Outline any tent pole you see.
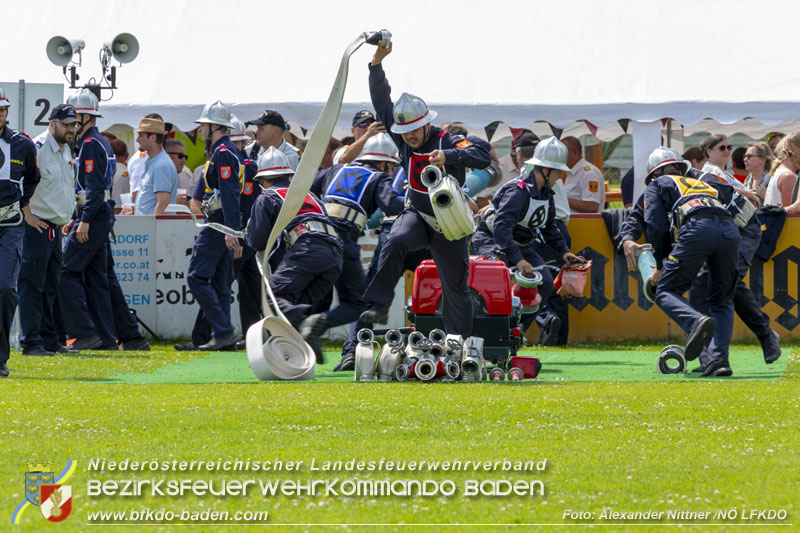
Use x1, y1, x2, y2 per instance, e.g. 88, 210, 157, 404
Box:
666, 120, 672, 148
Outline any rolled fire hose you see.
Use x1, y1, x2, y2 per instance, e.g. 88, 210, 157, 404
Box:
242, 30, 392, 381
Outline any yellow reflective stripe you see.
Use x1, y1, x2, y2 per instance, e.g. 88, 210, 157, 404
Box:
668, 175, 717, 198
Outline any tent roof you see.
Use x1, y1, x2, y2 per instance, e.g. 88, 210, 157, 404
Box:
5, 0, 800, 134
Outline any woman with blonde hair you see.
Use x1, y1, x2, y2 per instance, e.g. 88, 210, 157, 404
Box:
743, 141, 773, 203
764, 132, 800, 206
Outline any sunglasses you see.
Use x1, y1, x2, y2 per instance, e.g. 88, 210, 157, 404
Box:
743, 153, 763, 159
168, 152, 188, 160
355, 121, 374, 128
716, 144, 733, 151
55, 120, 80, 129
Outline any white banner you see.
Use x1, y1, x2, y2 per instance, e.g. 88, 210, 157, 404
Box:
111, 216, 404, 340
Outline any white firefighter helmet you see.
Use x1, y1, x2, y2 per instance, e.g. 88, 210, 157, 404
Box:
525, 137, 570, 171
228, 115, 250, 142
67, 88, 102, 117
389, 92, 437, 134
0, 87, 10, 107
255, 146, 295, 179
356, 133, 401, 163
195, 100, 234, 129
646, 147, 691, 183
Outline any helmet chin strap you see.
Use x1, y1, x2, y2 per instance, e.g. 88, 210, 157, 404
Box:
535, 166, 553, 192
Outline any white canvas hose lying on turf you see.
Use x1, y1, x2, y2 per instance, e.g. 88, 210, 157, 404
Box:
243, 30, 391, 381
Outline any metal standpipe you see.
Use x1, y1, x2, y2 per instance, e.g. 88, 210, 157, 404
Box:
18, 79, 25, 130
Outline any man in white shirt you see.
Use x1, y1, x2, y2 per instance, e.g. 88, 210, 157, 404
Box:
109, 139, 130, 207
563, 136, 605, 213
128, 149, 148, 202
244, 110, 300, 169
19, 104, 80, 356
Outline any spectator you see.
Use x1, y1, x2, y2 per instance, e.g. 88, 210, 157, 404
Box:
743, 141, 773, 204
109, 139, 130, 207
767, 132, 785, 155
165, 138, 192, 206
620, 168, 634, 207
102, 131, 117, 143
333, 110, 387, 165
133, 117, 178, 215
765, 132, 800, 206
245, 110, 300, 169
191, 157, 206, 191
321, 138, 341, 169
731, 147, 748, 183
473, 130, 535, 208
683, 146, 706, 170
562, 136, 605, 213
19, 103, 78, 356
700, 134, 736, 184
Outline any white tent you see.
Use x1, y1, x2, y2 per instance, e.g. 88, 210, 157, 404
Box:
5, 0, 800, 196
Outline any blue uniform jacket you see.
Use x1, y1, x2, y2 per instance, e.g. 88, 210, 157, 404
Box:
311, 161, 404, 237
244, 177, 338, 253
239, 157, 260, 227
368, 63, 491, 216
620, 168, 738, 246
202, 136, 242, 229
478, 170, 569, 265
0, 126, 39, 208
644, 173, 736, 269
619, 193, 645, 244
74, 126, 115, 223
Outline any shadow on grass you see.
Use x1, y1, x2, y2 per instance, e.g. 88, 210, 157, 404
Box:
10, 375, 109, 382
546, 361, 638, 366
60, 353, 153, 359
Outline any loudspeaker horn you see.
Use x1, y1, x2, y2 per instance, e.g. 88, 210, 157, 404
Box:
46, 36, 85, 66
104, 33, 139, 64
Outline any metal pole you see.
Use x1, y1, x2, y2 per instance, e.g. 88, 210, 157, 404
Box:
17, 79, 25, 132
666, 120, 672, 148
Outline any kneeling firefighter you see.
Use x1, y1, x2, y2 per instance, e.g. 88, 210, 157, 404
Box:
242, 147, 343, 362
471, 136, 581, 343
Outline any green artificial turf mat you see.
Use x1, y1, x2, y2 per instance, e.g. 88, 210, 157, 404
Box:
98, 347, 786, 384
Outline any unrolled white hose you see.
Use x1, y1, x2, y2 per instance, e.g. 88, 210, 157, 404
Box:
245, 32, 376, 381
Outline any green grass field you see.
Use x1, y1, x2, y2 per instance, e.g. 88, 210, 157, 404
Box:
2, 340, 798, 532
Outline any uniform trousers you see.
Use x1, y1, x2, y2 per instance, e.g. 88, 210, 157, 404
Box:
655, 215, 740, 364
363, 208, 472, 337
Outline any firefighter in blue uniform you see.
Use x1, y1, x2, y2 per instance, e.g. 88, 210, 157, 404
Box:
186, 101, 243, 350
0, 87, 41, 377
335, 165, 431, 371
59, 90, 148, 351
472, 137, 579, 331
645, 166, 741, 377
230, 117, 262, 344
58, 89, 121, 350
624, 147, 780, 372
177, 117, 260, 351
305, 133, 405, 366
359, 40, 491, 338
243, 147, 343, 361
